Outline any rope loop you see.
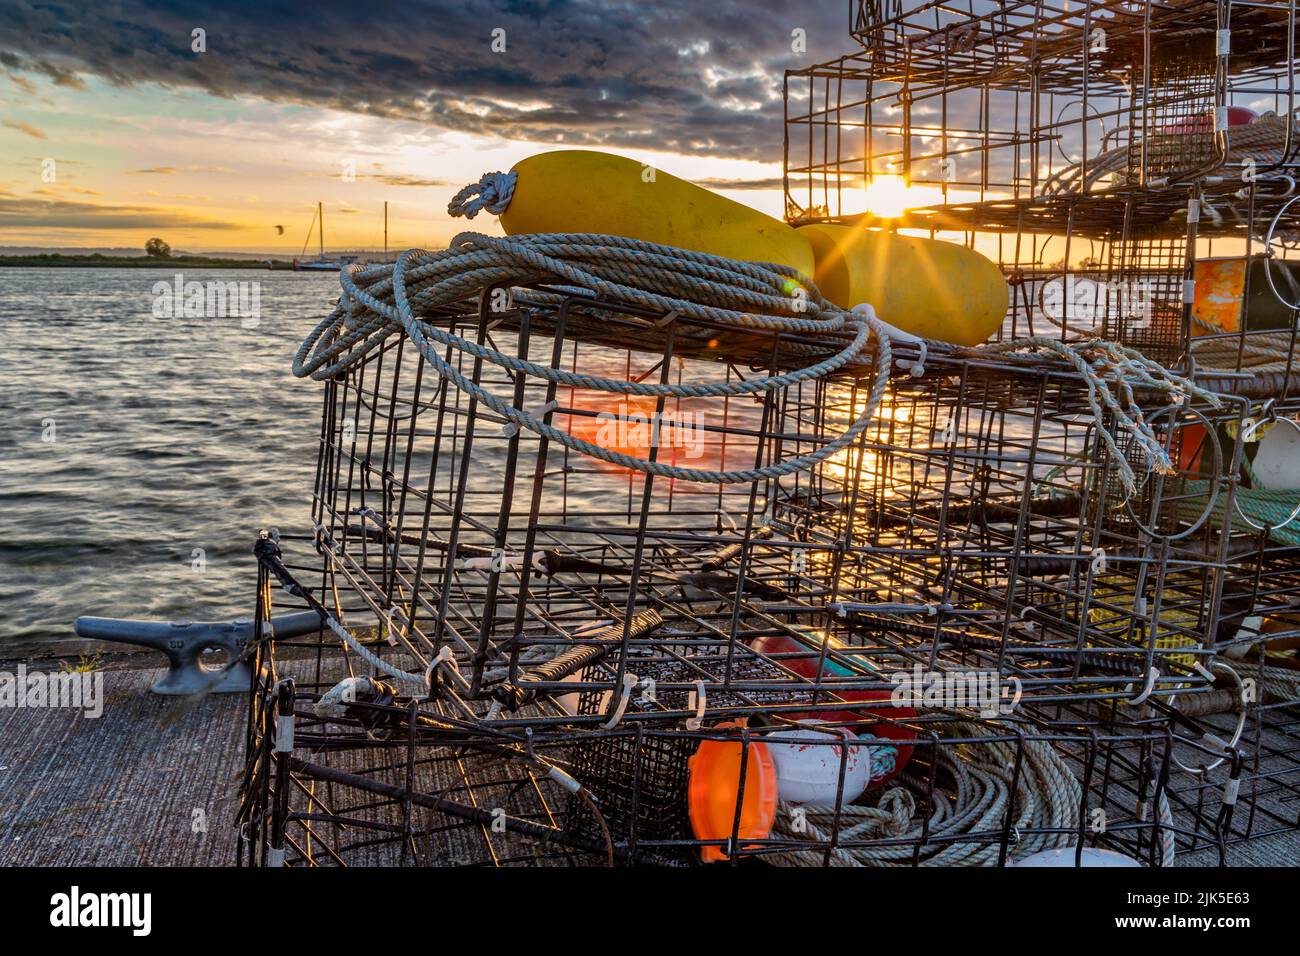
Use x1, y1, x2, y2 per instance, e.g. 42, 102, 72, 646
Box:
447, 170, 517, 219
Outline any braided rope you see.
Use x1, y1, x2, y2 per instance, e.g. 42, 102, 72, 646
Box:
294, 233, 1218, 488
296, 232, 893, 484
969, 336, 1221, 495
1260, 662, 1300, 703
767, 720, 1083, 867
768, 719, 1176, 867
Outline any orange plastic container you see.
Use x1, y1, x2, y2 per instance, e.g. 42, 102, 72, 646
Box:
687, 720, 779, 863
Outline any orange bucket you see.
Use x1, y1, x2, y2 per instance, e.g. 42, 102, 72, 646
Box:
687, 720, 779, 863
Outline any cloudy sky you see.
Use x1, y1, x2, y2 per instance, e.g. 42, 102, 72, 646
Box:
0, 0, 861, 252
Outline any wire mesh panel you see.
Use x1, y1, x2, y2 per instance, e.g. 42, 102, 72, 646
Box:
227, 3, 1300, 868
292, 270, 903, 719
238, 654, 1214, 868
781, 351, 1264, 706
786, 0, 1300, 366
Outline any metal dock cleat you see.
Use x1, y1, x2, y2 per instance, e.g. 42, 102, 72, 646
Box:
74, 611, 321, 695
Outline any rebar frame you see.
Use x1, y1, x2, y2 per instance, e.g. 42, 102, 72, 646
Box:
231, 0, 1300, 868
786, 0, 1300, 364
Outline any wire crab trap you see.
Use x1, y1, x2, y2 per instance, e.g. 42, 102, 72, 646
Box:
805, 1, 1299, 208
1158, 689, 1300, 859
779, 347, 1270, 710
237, 653, 1210, 867
786, 0, 1300, 364
268, 234, 925, 732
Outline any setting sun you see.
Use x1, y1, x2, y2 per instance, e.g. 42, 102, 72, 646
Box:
856, 175, 941, 219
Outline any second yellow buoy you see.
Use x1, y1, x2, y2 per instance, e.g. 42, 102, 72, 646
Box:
798, 224, 1009, 346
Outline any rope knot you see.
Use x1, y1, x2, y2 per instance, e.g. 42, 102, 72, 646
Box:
876, 787, 916, 837
447, 170, 518, 219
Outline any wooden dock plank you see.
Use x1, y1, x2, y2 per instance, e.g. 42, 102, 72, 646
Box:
0, 666, 243, 866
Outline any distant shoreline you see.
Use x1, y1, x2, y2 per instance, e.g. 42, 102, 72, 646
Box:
0, 254, 300, 269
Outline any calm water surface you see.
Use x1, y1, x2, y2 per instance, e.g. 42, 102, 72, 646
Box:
0, 268, 338, 641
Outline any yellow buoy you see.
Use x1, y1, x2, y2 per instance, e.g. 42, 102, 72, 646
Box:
495, 150, 816, 278
797, 224, 1008, 346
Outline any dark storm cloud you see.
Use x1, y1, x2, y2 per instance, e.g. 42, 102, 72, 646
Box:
0, 0, 855, 161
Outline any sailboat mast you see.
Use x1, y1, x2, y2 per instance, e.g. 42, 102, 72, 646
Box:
384, 201, 388, 259
318, 201, 324, 259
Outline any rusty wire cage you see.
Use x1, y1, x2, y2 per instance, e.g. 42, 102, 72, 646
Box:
229, 0, 1300, 869
239, 657, 1229, 867
292, 280, 883, 719
234, 277, 1287, 866
786, 0, 1300, 364
254, 272, 1269, 724
785, 349, 1274, 706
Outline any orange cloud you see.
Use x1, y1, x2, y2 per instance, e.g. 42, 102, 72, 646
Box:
2, 119, 47, 139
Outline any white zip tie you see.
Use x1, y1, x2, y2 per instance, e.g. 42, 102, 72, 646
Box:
686, 680, 706, 731
462, 551, 527, 572
601, 672, 639, 729
1223, 777, 1240, 806
502, 399, 559, 437
1183, 278, 1197, 303
275, 714, 294, 753
1090, 547, 1107, 576
1187, 197, 1200, 223
433, 645, 459, 678
267, 847, 285, 867
1216, 28, 1231, 56
897, 339, 927, 378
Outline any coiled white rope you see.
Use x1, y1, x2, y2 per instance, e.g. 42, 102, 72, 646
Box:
768, 719, 1176, 867
768, 721, 1081, 867
296, 232, 893, 484
295, 232, 1223, 490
